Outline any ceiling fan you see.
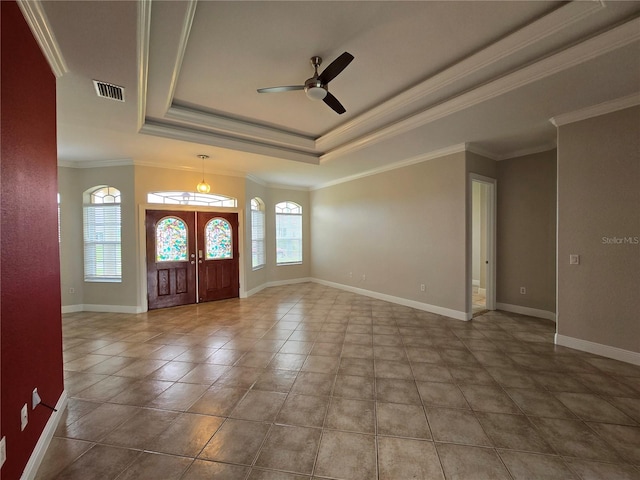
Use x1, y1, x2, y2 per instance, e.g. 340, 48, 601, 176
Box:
257, 52, 354, 115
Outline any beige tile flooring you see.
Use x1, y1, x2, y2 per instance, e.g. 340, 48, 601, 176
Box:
36, 283, 640, 480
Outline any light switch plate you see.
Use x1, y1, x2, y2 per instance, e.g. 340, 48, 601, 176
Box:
569, 254, 580, 265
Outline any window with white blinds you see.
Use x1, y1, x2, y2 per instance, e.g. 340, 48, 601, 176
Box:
251, 198, 265, 269
83, 187, 122, 282
275, 201, 302, 265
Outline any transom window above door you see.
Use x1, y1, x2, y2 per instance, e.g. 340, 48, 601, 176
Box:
147, 191, 237, 207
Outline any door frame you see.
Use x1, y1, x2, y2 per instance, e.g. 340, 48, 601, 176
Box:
137, 204, 245, 312
468, 174, 497, 318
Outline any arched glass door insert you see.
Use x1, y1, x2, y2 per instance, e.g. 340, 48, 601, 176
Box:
205, 218, 232, 260
155, 217, 188, 262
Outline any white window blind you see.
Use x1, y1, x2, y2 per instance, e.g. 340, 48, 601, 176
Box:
251, 200, 265, 269
275, 201, 302, 265
83, 204, 122, 282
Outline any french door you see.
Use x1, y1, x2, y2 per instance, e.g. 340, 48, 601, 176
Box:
146, 210, 239, 310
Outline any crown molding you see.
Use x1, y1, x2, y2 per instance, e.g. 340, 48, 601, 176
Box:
133, 160, 247, 178
163, 0, 198, 114
165, 105, 316, 151
58, 159, 134, 168
17, 0, 68, 77
313, 144, 468, 191
140, 121, 321, 165
316, 0, 605, 152
320, 17, 640, 164
246, 174, 268, 187
495, 142, 557, 161
136, 0, 152, 131
465, 144, 500, 161
550, 92, 640, 127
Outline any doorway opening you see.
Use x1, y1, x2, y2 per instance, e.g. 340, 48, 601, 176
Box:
145, 209, 239, 310
471, 176, 496, 317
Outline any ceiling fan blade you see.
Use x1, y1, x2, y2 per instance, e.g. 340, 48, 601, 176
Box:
318, 52, 354, 84
323, 92, 346, 114
257, 85, 305, 93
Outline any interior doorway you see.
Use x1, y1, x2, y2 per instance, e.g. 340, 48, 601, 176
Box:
145, 210, 239, 310
471, 176, 496, 316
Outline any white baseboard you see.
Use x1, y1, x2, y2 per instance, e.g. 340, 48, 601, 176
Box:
20, 390, 68, 480
62, 304, 143, 314
245, 277, 313, 298
311, 278, 468, 321
496, 302, 556, 322
472, 279, 480, 287
478, 287, 486, 296
555, 334, 640, 366
61, 304, 83, 314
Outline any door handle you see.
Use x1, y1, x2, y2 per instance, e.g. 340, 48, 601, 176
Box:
198, 260, 203, 264
190, 261, 195, 264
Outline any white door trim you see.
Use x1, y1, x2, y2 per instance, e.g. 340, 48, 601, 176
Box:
469, 174, 497, 315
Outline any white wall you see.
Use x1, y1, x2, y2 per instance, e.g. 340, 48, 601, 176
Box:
311, 152, 468, 318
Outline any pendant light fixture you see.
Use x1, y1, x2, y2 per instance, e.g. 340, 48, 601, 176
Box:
196, 154, 211, 193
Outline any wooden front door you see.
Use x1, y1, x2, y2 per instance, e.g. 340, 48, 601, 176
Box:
146, 210, 197, 310
197, 212, 240, 302
146, 210, 240, 310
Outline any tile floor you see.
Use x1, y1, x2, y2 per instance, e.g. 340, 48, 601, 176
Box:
36, 283, 640, 480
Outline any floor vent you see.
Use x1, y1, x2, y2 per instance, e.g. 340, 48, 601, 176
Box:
93, 80, 125, 102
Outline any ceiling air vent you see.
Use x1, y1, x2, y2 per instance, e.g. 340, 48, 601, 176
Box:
93, 80, 125, 102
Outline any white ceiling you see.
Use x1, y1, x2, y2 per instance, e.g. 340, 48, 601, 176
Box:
29, 0, 640, 188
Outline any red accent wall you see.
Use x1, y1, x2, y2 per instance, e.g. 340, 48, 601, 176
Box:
1, 2, 64, 478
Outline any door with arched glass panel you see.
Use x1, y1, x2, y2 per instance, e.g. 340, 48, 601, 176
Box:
197, 212, 239, 302
146, 210, 196, 309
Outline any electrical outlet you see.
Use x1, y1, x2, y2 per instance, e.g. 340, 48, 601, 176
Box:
361, 274, 366, 281
69, 287, 75, 294
0, 436, 6, 469
420, 284, 426, 292
21, 404, 28, 431
520, 287, 526, 295
569, 254, 580, 265
32, 388, 41, 409
349, 272, 353, 279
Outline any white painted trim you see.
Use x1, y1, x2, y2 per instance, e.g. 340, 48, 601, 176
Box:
139, 121, 320, 166
244, 278, 314, 298
61, 304, 83, 314
555, 334, 640, 366
478, 288, 486, 296
312, 144, 467, 190
166, 106, 316, 151
20, 390, 68, 480
472, 279, 480, 287
81, 304, 144, 314
17, 0, 68, 77
316, 0, 605, 152
163, 0, 198, 114
136, 0, 152, 131
497, 302, 556, 322
58, 158, 134, 169
319, 17, 640, 163
494, 143, 557, 161
469, 174, 497, 316
312, 278, 468, 321
550, 93, 640, 127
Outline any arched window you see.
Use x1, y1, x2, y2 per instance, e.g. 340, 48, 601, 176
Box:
251, 197, 265, 269
147, 191, 237, 207
275, 201, 302, 265
83, 186, 122, 282
205, 218, 232, 260
156, 217, 188, 262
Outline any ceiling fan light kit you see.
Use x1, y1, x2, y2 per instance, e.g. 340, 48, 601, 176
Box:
258, 52, 354, 114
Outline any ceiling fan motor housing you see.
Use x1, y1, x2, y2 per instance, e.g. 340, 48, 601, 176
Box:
304, 78, 327, 100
